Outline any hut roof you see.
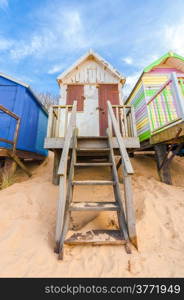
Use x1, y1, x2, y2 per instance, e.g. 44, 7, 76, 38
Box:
0, 72, 48, 115
57, 49, 125, 84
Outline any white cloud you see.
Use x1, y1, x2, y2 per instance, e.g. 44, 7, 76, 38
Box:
48, 64, 64, 74
0, 0, 8, 9
122, 57, 133, 65
0, 36, 13, 50
164, 23, 184, 55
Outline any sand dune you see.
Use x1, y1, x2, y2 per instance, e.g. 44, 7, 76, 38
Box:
0, 153, 184, 277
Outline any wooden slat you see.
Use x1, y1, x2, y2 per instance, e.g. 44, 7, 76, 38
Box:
0, 138, 14, 145
74, 162, 112, 167
72, 180, 115, 185
64, 230, 126, 245
77, 148, 110, 152
69, 202, 119, 211
107, 101, 134, 174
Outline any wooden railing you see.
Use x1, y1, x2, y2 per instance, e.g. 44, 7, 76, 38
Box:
0, 105, 20, 152
107, 101, 134, 175
107, 101, 137, 247
47, 104, 73, 138
55, 101, 77, 250
111, 104, 137, 138
147, 72, 184, 134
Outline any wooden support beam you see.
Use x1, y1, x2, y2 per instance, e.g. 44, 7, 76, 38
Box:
52, 150, 61, 185
154, 144, 172, 185
7, 151, 32, 177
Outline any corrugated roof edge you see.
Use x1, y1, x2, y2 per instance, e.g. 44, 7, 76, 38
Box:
125, 51, 184, 105
0, 72, 48, 115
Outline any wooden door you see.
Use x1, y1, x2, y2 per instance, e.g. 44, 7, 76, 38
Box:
98, 84, 119, 136
66, 85, 84, 111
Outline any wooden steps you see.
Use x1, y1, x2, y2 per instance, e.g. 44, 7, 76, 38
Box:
69, 202, 119, 211
72, 180, 115, 186
74, 162, 112, 167
64, 230, 126, 245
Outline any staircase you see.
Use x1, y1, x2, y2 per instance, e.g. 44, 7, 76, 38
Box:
54, 101, 137, 260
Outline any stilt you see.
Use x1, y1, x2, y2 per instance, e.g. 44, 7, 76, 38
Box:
52, 150, 60, 185
154, 144, 172, 185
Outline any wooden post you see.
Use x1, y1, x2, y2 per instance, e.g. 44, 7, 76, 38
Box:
52, 150, 61, 185
154, 144, 172, 185
47, 106, 53, 138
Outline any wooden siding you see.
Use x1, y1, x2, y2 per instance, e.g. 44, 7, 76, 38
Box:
62, 59, 120, 84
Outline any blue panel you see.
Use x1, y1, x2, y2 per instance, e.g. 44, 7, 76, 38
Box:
0, 85, 17, 148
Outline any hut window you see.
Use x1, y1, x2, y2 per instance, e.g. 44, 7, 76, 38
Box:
66, 84, 84, 111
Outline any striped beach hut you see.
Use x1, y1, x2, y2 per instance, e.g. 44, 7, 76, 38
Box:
125, 52, 184, 184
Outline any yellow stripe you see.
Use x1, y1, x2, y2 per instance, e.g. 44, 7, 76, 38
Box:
136, 117, 149, 129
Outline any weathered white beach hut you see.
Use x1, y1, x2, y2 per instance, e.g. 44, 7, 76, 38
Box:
57, 50, 125, 136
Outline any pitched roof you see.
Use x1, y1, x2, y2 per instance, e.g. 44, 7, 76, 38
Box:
0, 72, 48, 114
57, 49, 125, 83
143, 51, 184, 72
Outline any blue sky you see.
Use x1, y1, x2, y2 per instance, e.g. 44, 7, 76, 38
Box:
0, 0, 184, 96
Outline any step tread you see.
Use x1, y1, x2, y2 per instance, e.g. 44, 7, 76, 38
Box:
72, 180, 115, 185
65, 230, 126, 245
74, 162, 112, 167
69, 202, 119, 211
77, 148, 110, 152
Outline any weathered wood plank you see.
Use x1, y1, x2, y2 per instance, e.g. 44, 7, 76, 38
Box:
65, 230, 126, 245
72, 180, 115, 185
69, 202, 119, 211
52, 150, 61, 185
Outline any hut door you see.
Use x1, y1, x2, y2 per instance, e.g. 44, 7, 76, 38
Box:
98, 84, 119, 136
66, 85, 84, 111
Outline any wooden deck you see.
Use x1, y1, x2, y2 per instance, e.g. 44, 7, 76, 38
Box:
44, 136, 140, 152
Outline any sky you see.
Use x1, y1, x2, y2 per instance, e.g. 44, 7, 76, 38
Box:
1, 0, 184, 96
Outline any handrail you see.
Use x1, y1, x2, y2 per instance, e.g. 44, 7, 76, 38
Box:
57, 101, 77, 175
0, 104, 20, 153
147, 79, 172, 106
107, 101, 134, 175
55, 101, 77, 248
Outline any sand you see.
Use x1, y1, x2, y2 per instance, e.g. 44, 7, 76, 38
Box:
0, 152, 184, 277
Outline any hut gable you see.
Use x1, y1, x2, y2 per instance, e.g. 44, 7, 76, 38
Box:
57, 50, 125, 85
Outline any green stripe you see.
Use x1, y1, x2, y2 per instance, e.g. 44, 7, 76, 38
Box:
179, 79, 184, 96
139, 130, 151, 142
147, 104, 154, 130
163, 89, 172, 121
155, 96, 162, 126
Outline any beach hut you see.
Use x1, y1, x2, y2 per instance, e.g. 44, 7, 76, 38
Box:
0, 73, 48, 166
125, 51, 184, 184
45, 50, 139, 259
